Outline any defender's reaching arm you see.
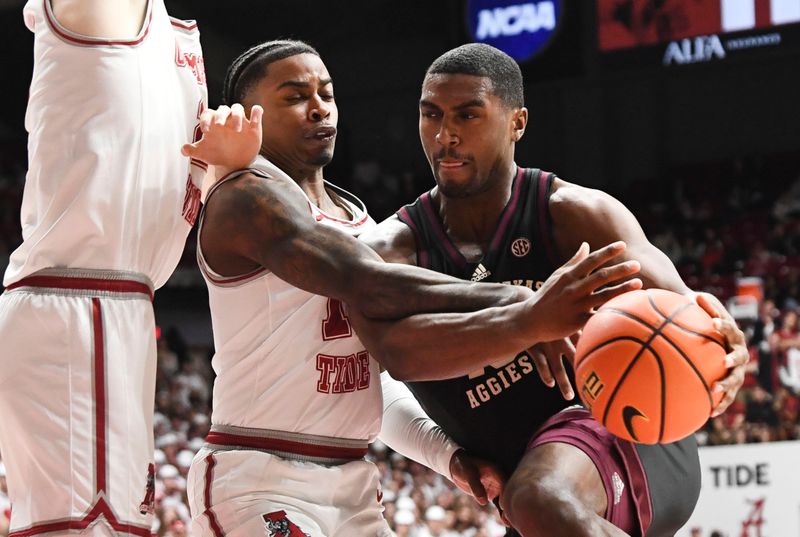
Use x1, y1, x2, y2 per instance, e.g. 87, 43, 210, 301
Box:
349, 217, 642, 381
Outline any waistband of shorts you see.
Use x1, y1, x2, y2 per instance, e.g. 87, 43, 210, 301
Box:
4, 268, 154, 301
205, 424, 370, 466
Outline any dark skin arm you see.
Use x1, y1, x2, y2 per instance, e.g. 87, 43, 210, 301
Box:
200, 171, 529, 321
350, 217, 642, 381
548, 178, 749, 416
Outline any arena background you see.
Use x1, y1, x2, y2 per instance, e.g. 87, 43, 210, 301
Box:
0, 1, 798, 535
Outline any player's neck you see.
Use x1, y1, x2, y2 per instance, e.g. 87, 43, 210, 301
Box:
298, 168, 352, 219
435, 164, 516, 247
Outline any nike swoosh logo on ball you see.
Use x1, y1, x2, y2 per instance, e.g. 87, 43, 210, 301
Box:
623, 405, 646, 442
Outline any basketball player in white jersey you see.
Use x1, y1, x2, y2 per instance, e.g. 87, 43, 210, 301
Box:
183, 40, 642, 537
0, 1, 255, 535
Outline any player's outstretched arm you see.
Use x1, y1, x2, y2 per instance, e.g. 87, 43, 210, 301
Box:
548, 179, 749, 416
200, 173, 529, 321
349, 235, 641, 381
51, 0, 147, 39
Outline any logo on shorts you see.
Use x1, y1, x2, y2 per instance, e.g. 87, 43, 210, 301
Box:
622, 405, 646, 442
138, 463, 155, 514
611, 472, 625, 506
511, 237, 531, 257
263, 511, 309, 537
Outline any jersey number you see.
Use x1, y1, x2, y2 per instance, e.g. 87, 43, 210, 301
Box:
322, 298, 352, 340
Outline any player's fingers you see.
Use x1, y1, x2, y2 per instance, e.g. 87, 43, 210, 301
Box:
501, 512, 512, 527
229, 103, 245, 132
199, 109, 216, 133
479, 467, 505, 501
569, 331, 582, 347
557, 337, 577, 367
585, 278, 643, 308
579, 260, 641, 293
465, 471, 488, 505
249, 105, 264, 131
711, 366, 745, 417
213, 105, 232, 126
181, 141, 201, 158
573, 241, 627, 276
713, 318, 747, 348
564, 242, 589, 268
550, 354, 575, 400
694, 292, 722, 319
722, 346, 749, 369
530, 349, 556, 388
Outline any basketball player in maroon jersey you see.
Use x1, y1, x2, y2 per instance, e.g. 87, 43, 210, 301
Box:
351, 44, 749, 537
181, 40, 645, 536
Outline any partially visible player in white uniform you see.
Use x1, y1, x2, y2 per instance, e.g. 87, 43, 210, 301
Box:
0, 1, 252, 535
184, 40, 643, 537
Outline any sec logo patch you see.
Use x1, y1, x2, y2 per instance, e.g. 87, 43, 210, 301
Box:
511, 237, 531, 257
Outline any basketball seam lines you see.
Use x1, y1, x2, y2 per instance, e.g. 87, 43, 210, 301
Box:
646, 295, 726, 349
601, 306, 716, 410
598, 300, 694, 442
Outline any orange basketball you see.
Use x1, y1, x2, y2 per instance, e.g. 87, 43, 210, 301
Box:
574, 289, 728, 444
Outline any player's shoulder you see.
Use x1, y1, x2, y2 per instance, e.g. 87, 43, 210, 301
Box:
204, 170, 293, 224
359, 215, 417, 265
549, 177, 622, 220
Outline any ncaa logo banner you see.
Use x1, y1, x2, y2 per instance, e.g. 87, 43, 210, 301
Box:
677, 441, 800, 536
466, 0, 563, 62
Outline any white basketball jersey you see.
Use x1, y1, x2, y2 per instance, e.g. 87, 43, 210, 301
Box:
5, 0, 208, 289
198, 157, 383, 441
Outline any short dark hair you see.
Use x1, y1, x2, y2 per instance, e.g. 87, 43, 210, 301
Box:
222, 40, 320, 105
425, 43, 524, 108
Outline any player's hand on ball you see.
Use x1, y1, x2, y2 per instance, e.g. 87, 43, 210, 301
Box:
182, 103, 263, 176
694, 292, 748, 417
527, 337, 576, 400
527, 241, 642, 342
449, 449, 505, 506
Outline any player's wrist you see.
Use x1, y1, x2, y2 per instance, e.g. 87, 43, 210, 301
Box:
445, 446, 465, 482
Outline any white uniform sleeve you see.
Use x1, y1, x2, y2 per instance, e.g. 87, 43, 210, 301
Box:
378, 371, 461, 480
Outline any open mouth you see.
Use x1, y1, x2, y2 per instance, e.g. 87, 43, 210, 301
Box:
306, 126, 337, 142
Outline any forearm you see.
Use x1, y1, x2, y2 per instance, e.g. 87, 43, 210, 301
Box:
353, 300, 536, 381
349, 260, 532, 319
378, 372, 460, 479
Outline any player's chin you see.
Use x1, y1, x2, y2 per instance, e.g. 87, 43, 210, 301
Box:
307, 147, 335, 167
436, 176, 478, 199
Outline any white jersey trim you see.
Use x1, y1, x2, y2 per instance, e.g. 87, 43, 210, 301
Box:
42, 0, 154, 48
169, 17, 199, 34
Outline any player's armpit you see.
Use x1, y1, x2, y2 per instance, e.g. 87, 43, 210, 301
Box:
51, 0, 147, 40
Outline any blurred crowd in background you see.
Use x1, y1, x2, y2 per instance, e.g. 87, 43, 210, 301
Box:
0, 152, 798, 536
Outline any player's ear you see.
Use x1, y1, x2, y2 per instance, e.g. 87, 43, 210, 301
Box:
511, 107, 527, 142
